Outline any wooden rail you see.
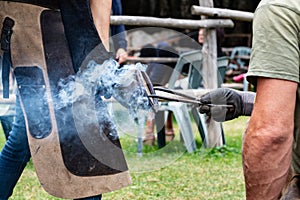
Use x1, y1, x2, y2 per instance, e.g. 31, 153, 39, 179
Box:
126, 57, 178, 64
110, 15, 234, 29
191, 6, 254, 22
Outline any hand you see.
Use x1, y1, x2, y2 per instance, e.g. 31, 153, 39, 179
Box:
116, 48, 128, 64
199, 88, 244, 122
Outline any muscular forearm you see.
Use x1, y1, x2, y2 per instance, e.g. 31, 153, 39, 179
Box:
243, 120, 293, 200
90, 0, 112, 51
242, 78, 296, 200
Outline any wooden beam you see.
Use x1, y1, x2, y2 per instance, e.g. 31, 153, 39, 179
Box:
191, 6, 254, 22
110, 15, 234, 29
126, 57, 178, 64
199, 0, 224, 148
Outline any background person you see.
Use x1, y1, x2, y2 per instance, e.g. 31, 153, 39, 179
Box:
141, 42, 179, 145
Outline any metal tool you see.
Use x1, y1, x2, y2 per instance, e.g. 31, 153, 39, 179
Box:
138, 71, 233, 111
137, 70, 159, 112
148, 86, 234, 109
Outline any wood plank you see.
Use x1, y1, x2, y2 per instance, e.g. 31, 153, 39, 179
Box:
110, 15, 234, 29
191, 6, 254, 22
126, 56, 178, 63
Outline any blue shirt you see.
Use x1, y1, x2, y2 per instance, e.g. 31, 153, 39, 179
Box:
111, 0, 127, 51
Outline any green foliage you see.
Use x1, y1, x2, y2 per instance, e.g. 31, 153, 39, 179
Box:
0, 117, 249, 200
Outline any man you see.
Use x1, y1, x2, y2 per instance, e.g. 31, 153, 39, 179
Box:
199, 0, 300, 199
0, 0, 113, 199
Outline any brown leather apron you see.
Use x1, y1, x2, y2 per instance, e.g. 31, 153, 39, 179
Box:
0, 1, 131, 198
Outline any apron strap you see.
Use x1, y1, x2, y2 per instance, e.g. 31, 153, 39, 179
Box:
1, 17, 14, 98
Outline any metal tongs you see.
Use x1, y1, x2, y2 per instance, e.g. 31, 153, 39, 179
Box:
139, 71, 233, 112
149, 86, 234, 110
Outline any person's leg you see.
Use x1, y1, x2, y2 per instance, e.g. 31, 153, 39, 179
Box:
165, 112, 175, 142
143, 112, 155, 146
0, 97, 30, 199
0, 115, 14, 140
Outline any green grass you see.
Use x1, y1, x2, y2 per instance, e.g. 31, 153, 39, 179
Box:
0, 117, 249, 200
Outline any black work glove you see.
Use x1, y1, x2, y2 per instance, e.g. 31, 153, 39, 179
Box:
199, 88, 255, 122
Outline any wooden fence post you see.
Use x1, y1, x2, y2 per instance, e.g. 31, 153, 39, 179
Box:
199, 0, 223, 147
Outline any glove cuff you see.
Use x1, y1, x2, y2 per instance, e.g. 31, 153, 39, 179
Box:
238, 91, 255, 116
